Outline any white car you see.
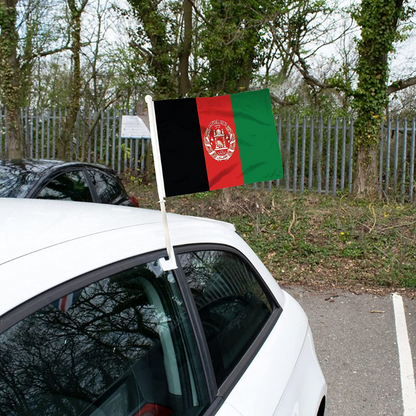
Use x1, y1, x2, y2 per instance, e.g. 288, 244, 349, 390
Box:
0, 199, 326, 416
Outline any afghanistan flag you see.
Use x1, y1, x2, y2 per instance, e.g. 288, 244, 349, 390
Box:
154, 89, 282, 197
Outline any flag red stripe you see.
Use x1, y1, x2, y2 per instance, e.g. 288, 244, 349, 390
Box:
196, 95, 244, 190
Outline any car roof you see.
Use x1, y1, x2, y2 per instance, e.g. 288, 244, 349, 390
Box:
0, 159, 116, 176
1, 198, 261, 317
1, 158, 65, 173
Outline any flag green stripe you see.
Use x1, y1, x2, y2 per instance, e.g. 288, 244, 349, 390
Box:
230, 89, 282, 184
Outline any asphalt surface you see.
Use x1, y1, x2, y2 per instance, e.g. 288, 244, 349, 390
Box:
283, 286, 416, 416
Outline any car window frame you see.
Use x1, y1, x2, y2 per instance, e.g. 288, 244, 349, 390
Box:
0, 252, 170, 335
85, 167, 129, 205
173, 243, 282, 402
28, 166, 99, 202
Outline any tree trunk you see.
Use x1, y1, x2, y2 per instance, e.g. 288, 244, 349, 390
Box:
179, 0, 192, 96
353, 146, 379, 199
352, 0, 404, 198
0, 0, 22, 158
5, 108, 21, 158
238, 51, 254, 91
58, 0, 85, 160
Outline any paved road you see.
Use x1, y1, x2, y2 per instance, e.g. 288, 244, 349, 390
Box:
283, 286, 416, 416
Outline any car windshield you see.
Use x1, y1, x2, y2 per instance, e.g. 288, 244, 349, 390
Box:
0, 169, 37, 197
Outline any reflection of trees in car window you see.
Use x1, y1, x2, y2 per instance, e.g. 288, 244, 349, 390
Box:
0, 261, 209, 416
87, 170, 121, 204
180, 251, 271, 309
179, 250, 274, 386
37, 171, 93, 202
0, 169, 36, 198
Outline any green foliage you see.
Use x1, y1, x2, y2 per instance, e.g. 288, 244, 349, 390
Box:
200, 0, 265, 95
352, 0, 414, 150
126, 0, 178, 98
123, 0, 272, 98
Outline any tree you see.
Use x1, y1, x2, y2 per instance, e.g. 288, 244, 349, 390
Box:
200, 0, 266, 95
125, 0, 177, 98
0, 0, 72, 158
276, 0, 416, 197
32, 57, 72, 108
263, 0, 351, 110
123, 0, 270, 98
57, 0, 89, 159
0, 0, 21, 158
389, 84, 416, 118
82, 0, 126, 110
351, 0, 416, 197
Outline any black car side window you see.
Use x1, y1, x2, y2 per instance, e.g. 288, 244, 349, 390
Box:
87, 170, 124, 204
0, 260, 210, 416
178, 250, 274, 386
37, 171, 93, 202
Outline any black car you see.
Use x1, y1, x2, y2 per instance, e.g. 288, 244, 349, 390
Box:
0, 159, 139, 207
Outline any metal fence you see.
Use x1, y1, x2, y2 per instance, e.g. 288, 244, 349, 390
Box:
1, 108, 415, 201
273, 115, 416, 202
0, 107, 151, 175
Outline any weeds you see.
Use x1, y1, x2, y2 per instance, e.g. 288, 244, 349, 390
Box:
124, 180, 416, 291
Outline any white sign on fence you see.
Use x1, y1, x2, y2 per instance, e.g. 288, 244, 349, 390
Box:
120, 115, 151, 139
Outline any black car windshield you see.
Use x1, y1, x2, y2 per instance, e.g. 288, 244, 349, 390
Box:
0, 170, 37, 197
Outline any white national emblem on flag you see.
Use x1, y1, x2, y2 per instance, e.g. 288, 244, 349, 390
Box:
203, 119, 236, 161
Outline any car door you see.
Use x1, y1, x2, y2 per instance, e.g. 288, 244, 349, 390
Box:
176, 246, 326, 416
176, 246, 283, 415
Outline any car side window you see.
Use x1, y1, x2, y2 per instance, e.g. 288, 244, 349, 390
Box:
36, 171, 93, 202
0, 260, 209, 416
178, 250, 274, 387
87, 169, 123, 204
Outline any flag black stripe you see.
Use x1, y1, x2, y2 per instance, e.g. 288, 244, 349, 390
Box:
154, 98, 209, 197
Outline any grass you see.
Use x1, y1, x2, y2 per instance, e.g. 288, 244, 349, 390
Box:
123, 176, 416, 293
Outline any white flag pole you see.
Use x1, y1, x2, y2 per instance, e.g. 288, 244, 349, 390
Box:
145, 95, 177, 271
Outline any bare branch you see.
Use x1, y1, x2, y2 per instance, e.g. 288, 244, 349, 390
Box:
129, 40, 152, 59
34, 42, 71, 58
302, 20, 355, 61
79, 0, 89, 15
188, 0, 213, 28
387, 76, 416, 95
294, 58, 334, 89
85, 92, 122, 140
269, 92, 295, 107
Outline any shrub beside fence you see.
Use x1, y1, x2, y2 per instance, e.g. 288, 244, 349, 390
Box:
0, 108, 415, 202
